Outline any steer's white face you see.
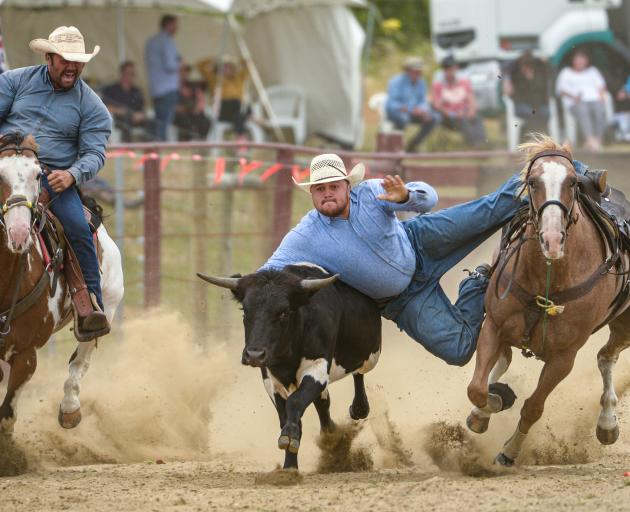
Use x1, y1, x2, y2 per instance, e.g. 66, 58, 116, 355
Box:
0, 154, 41, 253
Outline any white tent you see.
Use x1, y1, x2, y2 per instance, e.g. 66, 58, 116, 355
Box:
0, 0, 366, 147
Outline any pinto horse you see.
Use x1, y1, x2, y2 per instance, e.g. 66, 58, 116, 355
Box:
0, 133, 123, 433
466, 135, 630, 465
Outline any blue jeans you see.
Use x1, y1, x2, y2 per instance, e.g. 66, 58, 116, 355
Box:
152, 91, 179, 141
42, 176, 103, 309
382, 162, 589, 366
387, 109, 437, 151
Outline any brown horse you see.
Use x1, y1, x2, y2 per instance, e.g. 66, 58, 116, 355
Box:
0, 133, 124, 434
466, 134, 630, 465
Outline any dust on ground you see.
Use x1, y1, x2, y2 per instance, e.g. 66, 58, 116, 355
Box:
0, 243, 629, 511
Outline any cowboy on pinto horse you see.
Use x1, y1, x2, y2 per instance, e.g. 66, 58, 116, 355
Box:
0, 26, 112, 341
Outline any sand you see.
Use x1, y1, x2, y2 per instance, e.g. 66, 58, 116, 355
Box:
1, 243, 629, 511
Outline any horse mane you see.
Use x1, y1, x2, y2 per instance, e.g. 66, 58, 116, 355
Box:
517, 133, 572, 181
0, 131, 39, 153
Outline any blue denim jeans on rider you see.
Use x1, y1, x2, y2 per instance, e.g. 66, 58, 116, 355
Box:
153, 91, 179, 141
42, 176, 103, 310
382, 162, 589, 366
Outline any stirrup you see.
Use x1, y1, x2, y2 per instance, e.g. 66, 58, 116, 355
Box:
463, 263, 492, 280
72, 294, 110, 342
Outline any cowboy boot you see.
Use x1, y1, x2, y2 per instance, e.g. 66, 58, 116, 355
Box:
82, 293, 110, 334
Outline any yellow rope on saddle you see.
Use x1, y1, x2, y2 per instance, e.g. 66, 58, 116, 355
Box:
535, 295, 565, 316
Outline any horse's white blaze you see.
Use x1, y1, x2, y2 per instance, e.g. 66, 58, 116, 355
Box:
597, 359, 619, 431
0, 360, 10, 385
297, 357, 329, 387
0, 155, 41, 252
539, 161, 569, 258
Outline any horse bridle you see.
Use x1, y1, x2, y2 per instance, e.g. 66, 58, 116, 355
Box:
524, 149, 578, 243
0, 145, 44, 226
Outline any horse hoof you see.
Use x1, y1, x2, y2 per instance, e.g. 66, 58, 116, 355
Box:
494, 452, 515, 467
349, 403, 369, 420
488, 383, 517, 411
466, 412, 489, 434
58, 407, 82, 429
596, 424, 619, 445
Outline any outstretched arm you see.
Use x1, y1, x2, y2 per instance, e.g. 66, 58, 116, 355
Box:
373, 176, 438, 213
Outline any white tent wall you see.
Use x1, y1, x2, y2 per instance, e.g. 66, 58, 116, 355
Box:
0, 7, 237, 87
244, 5, 364, 146
0, 2, 365, 146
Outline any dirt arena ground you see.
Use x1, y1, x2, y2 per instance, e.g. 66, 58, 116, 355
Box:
1, 245, 630, 511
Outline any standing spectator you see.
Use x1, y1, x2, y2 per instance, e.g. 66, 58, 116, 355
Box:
102, 61, 152, 142
145, 14, 180, 141
196, 55, 250, 141
613, 75, 630, 141
556, 49, 608, 151
173, 64, 211, 141
432, 56, 486, 147
504, 51, 551, 134
385, 56, 436, 152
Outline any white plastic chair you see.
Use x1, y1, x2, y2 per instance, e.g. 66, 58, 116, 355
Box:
368, 92, 396, 133
209, 119, 265, 143
560, 92, 614, 146
504, 95, 560, 150
252, 85, 307, 144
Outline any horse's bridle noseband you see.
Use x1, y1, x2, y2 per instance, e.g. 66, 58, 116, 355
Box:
0, 144, 43, 226
525, 149, 578, 239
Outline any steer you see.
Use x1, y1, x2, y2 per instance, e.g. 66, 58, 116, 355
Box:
197, 264, 382, 470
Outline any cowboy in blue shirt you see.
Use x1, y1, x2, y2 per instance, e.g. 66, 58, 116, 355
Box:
262, 153, 606, 366
0, 26, 112, 341
386, 56, 437, 152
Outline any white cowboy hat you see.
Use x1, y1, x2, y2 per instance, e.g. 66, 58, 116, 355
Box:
403, 56, 424, 71
294, 153, 365, 193
29, 26, 100, 63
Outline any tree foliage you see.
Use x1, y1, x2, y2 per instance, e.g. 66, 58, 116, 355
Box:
355, 0, 431, 49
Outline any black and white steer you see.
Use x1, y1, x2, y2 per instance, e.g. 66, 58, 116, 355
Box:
197, 264, 382, 469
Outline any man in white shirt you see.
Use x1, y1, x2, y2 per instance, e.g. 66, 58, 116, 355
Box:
556, 49, 608, 151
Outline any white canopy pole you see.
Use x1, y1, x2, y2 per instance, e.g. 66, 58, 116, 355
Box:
227, 13, 285, 141
116, 1, 126, 63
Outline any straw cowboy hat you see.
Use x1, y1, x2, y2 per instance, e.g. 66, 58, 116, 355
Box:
29, 26, 100, 63
294, 153, 365, 193
403, 56, 424, 71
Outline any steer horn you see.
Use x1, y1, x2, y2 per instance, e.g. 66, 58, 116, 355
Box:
196, 272, 240, 290
300, 274, 339, 292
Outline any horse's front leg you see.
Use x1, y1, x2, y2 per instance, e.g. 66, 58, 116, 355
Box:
467, 320, 516, 433
496, 347, 578, 466
0, 347, 37, 434
59, 340, 96, 429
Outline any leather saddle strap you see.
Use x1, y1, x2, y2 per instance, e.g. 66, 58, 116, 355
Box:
0, 270, 50, 323
64, 243, 94, 318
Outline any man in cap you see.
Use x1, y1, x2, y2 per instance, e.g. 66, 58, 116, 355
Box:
261, 154, 607, 366
0, 25, 112, 341
385, 56, 437, 152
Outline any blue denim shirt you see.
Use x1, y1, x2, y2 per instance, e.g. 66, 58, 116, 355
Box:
386, 73, 430, 120
145, 31, 180, 98
261, 179, 438, 299
0, 65, 112, 185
